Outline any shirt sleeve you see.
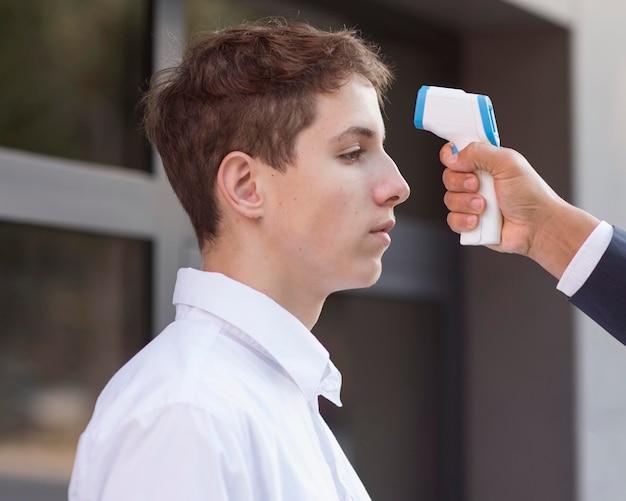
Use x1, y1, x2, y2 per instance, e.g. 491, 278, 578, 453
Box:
556, 221, 614, 297
70, 403, 254, 501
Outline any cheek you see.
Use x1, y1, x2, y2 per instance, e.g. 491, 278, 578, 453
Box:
315, 185, 351, 218
276, 170, 368, 241
309, 191, 363, 246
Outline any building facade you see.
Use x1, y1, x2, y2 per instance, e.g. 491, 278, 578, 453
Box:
1, 0, 625, 500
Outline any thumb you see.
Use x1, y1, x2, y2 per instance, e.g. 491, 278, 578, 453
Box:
439, 142, 528, 179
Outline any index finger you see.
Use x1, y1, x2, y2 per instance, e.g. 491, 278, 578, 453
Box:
440, 141, 506, 174
442, 168, 479, 193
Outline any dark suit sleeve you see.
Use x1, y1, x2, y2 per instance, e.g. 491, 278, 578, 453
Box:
569, 226, 626, 343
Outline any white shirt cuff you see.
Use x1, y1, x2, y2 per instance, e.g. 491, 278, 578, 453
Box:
557, 221, 614, 297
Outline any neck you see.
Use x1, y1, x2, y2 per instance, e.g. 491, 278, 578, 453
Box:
201, 241, 325, 330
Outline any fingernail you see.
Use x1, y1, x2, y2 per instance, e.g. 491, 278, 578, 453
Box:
444, 145, 458, 164
470, 197, 483, 211
447, 152, 458, 165
464, 177, 477, 191
467, 215, 479, 227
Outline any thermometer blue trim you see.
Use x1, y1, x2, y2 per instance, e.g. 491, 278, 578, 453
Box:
477, 95, 500, 147
413, 85, 429, 130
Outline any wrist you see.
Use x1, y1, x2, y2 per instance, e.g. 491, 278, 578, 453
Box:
527, 201, 600, 280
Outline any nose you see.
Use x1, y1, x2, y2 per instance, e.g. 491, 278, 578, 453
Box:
375, 154, 410, 207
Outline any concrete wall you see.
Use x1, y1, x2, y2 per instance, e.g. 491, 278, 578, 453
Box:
502, 0, 573, 26
572, 2, 626, 501
489, 1, 626, 500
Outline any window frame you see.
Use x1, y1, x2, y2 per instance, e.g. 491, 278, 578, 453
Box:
0, 0, 194, 334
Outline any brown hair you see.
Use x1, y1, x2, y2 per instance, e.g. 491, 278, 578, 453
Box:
143, 18, 393, 247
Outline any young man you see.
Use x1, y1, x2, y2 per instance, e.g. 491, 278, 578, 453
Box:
440, 142, 625, 339
69, 19, 409, 500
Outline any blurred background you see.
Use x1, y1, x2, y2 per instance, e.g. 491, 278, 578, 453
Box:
1, 0, 626, 500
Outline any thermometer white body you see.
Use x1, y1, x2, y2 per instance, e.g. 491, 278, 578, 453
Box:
414, 85, 502, 246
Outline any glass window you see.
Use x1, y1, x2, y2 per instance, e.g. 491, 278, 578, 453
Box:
186, 0, 257, 35
0, 222, 151, 493
0, 0, 152, 171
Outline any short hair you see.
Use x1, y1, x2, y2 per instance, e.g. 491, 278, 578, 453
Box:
143, 18, 393, 248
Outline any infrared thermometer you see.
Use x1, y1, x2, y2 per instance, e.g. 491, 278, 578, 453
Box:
414, 85, 502, 246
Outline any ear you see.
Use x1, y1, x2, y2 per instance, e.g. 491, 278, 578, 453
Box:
216, 151, 264, 219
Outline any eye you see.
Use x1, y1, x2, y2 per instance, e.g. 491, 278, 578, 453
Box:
339, 147, 364, 164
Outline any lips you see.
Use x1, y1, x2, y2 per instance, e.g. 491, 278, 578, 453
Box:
369, 219, 395, 248
371, 219, 396, 234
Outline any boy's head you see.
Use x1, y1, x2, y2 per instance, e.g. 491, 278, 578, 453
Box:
142, 18, 393, 248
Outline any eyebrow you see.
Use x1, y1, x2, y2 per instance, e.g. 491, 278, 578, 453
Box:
333, 126, 385, 143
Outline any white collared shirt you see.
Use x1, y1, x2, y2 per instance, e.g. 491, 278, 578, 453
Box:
557, 221, 614, 296
69, 269, 370, 501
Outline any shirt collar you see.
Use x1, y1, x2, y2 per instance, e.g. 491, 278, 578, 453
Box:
172, 268, 343, 407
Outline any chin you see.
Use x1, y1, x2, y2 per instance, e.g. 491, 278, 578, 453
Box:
333, 264, 382, 293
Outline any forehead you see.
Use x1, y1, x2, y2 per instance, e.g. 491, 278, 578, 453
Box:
307, 77, 385, 141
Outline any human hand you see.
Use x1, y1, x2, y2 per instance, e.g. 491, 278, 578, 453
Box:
440, 142, 599, 278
